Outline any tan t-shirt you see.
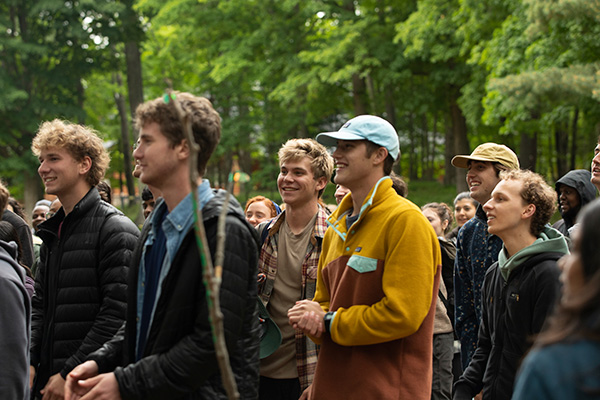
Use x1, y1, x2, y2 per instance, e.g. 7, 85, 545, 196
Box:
260, 213, 317, 379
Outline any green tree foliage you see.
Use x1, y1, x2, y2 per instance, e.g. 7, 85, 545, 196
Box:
2, 0, 599, 207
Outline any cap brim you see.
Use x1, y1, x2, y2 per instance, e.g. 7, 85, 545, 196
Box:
316, 131, 365, 147
257, 299, 282, 359
451, 155, 496, 169
259, 320, 282, 359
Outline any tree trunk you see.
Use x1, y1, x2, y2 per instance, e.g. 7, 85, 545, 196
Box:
125, 41, 144, 118
352, 73, 368, 116
384, 87, 396, 127
444, 115, 455, 186
570, 107, 579, 171
24, 171, 42, 221
450, 94, 469, 193
422, 114, 433, 180
555, 123, 569, 179
408, 113, 418, 180
519, 131, 537, 171
114, 73, 136, 206
365, 74, 377, 115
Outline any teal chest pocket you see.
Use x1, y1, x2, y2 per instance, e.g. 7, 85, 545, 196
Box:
347, 255, 378, 273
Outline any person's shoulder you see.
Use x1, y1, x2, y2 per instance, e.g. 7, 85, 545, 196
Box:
95, 202, 139, 235
524, 341, 600, 373
2, 209, 27, 227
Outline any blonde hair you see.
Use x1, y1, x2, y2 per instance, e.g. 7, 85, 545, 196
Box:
278, 138, 334, 198
32, 119, 109, 187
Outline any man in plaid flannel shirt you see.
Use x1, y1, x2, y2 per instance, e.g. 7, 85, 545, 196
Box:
257, 138, 333, 400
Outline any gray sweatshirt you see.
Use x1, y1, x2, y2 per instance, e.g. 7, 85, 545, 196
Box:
0, 240, 31, 399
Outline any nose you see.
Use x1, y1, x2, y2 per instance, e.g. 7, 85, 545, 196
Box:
331, 146, 341, 159
38, 161, 48, 176
133, 145, 141, 160
483, 199, 493, 212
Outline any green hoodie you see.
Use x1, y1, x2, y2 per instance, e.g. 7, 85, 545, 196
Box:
498, 226, 570, 281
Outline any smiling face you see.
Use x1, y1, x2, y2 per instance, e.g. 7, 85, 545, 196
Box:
483, 179, 531, 239
467, 161, 501, 204
454, 198, 477, 227
31, 205, 49, 231
245, 201, 272, 227
37, 147, 90, 198
331, 140, 381, 190
277, 157, 326, 209
557, 183, 581, 217
592, 142, 600, 191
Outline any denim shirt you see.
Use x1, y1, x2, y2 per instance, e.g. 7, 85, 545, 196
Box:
136, 180, 214, 349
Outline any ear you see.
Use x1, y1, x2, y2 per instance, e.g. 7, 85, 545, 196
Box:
78, 156, 92, 175
315, 176, 327, 193
371, 147, 388, 166
176, 139, 190, 160
442, 219, 449, 231
522, 203, 536, 219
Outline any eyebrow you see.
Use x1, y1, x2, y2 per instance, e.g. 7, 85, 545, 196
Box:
39, 152, 60, 160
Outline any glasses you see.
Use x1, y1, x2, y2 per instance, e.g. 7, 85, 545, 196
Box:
46, 211, 56, 219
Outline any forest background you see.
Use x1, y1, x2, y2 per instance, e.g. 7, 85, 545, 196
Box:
1, 0, 599, 222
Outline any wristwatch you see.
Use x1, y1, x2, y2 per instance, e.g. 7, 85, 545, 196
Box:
323, 311, 335, 333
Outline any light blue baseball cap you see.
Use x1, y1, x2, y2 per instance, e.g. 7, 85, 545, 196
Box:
316, 115, 400, 160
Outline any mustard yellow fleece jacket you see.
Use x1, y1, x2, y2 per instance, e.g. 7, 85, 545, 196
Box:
310, 176, 442, 400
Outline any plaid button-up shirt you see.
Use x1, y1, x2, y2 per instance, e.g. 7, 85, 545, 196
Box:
257, 207, 328, 390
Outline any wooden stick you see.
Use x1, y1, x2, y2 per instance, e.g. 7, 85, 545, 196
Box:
167, 90, 239, 399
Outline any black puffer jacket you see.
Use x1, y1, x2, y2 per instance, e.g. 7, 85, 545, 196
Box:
453, 252, 562, 400
30, 188, 139, 396
90, 190, 261, 400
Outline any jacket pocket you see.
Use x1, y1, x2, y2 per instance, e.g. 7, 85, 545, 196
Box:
347, 255, 378, 273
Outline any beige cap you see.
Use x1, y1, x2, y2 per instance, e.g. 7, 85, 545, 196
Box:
451, 143, 519, 170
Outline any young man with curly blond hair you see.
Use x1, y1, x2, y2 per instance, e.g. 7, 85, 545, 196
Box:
454, 170, 568, 400
29, 119, 139, 399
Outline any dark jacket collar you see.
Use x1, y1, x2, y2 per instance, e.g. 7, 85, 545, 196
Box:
37, 187, 99, 241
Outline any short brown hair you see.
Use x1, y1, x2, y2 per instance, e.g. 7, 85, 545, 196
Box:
135, 92, 221, 175
278, 138, 334, 198
500, 169, 556, 237
365, 141, 395, 175
32, 119, 109, 187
